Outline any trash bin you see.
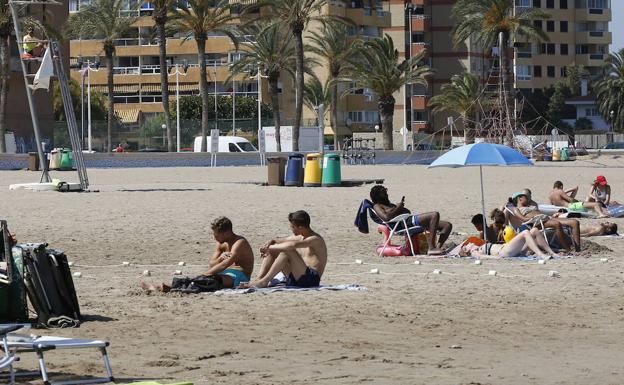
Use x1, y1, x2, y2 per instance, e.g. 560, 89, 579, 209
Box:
552, 149, 561, 161
303, 153, 322, 187
285, 153, 304, 187
267, 157, 286, 186
49, 149, 60, 170
27, 152, 39, 171
321, 153, 341, 187
59, 149, 73, 171
560, 147, 569, 161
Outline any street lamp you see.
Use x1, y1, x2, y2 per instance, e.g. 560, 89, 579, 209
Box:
404, 2, 414, 151
251, 66, 268, 140
610, 110, 615, 133
78, 57, 100, 152
168, 60, 188, 152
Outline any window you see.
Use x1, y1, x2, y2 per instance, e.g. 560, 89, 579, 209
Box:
533, 20, 543, 30
228, 143, 241, 152
560, 21, 568, 32
547, 20, 555, 32
585, 108, 600, 117
515, 0, 531, 6
547, 66, 555, 77
516, 65, 532, 81
534, 65, 542, 77
541, 43, 555, 54
533, 0, 541, 6
560, 67, 567, 77
560, 0, 568, 8
347, 111, 379, 123
560, 43, 569, 55
546, 0, 554, 7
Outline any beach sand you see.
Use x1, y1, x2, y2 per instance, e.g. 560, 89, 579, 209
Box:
1, 155, 624, 384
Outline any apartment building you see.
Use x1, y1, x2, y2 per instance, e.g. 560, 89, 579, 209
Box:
389, 0, 611, 138
514, 0, 612, 90
68, 0, 391, 147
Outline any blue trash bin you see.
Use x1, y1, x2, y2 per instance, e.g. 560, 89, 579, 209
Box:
285, 153, 304, 186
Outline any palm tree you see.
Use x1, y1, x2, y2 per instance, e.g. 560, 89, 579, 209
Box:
595, 48, 624, 132
170, 0, 237, 152
303, 75, 330, 125
68, 0, 137, 152
150, 0, 176, 151
343, 34, 431, 150
452, 0, 549, 51
0, 0, 11, 153
228, 21, 297, 152
308, 21, 357, 149
250, 0, 336, 151
428, 72, 484, 144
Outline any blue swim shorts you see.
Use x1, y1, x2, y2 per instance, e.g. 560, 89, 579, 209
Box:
218, 268, 250, 287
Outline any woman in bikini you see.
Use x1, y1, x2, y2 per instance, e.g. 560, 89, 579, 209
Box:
586, 175, 618, 207
460, 227, 559, 259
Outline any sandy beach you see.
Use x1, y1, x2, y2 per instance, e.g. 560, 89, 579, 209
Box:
2, 155, 624, 385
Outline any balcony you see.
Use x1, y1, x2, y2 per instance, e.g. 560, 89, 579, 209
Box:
411, 42, 430, 57
410, 15, 430, 32
411, 121, 429, 132
575, 53, 606, 66
575, 7, 611, 21
576, 30, 612, 44
411, 95, 427, 110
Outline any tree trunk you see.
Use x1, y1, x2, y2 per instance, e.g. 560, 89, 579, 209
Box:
331, 77, 339, 150
197, 38, 208, 152
379, 96, 395, 150
156, 20, 173, 152
268, 74, 281, 152
292, 26, 304, 151
105, 45, 115, 152
0, 35, 9, 153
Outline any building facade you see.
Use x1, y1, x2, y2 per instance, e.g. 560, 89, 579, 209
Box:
68, 0, 391, 149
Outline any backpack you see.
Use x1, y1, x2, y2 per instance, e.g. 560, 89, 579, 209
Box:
170, 275, 224, 294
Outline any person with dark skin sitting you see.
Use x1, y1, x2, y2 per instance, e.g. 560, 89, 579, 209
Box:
369, 185, 452, 255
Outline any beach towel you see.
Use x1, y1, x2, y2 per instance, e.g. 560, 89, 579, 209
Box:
354, 199, 374, 234
214, 284, 366, 295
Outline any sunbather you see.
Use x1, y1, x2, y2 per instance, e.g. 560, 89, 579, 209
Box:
581, 222, 618, 237
507, 191, 581, 252
460, 227, 559, 259
470, 211, 504, 243
240, 210, 327, 289
141, 216, 254, 292
369, 185, 452, 255
549, 181, 609, 217
586, 175, 619, 207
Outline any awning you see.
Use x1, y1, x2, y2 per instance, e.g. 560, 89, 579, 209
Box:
140, 83, 200, 93
115, 109, 140, 124
91, 84, 139, 94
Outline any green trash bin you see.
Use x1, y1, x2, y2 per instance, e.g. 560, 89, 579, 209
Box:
321, 153, 341, 187
59, 149, 73, 171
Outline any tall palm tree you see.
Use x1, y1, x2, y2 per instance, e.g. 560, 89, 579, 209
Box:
452, 0, 549, 51
170, 0, 237, 152
0, 0, 11, 153
250, 0, 336, 151
228, 21, 297, 152
68, 0, 136, 152
150, 0, 176, 151
428, 72, 484, 144
595, 48, 624, 132
308, 21, 357, 149
303, 75, 330, 125
343, 34, 431, 150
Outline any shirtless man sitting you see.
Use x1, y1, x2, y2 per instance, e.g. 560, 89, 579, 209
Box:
141, 216, 254, 292
241, 210, 327, 288
549, 181, 608, 217
369, 185, 452, 255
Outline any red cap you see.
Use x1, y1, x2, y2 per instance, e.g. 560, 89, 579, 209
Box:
595, 175, 607, 186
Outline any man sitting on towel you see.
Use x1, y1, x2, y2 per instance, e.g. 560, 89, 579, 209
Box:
141, 216, 254, 292
549, 181, 609, 218
241, 210, 327, 288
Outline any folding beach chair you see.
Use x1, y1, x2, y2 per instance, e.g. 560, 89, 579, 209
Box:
4, 331, 114, 385
0, 325, 22, 385
364, 200, 424, 257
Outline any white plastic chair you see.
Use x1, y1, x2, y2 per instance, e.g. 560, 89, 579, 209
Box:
0, 325, 22, 385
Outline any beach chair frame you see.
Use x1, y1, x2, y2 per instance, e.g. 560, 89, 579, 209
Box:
0, 325, 22, 385
368, 207, 423, 257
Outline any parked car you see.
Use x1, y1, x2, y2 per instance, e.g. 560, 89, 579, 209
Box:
412, 143, 436, 151
602, 142, 624, 150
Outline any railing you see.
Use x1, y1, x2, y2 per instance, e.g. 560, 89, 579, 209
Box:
589, 53, 604, 60
114, 38, 140, 46
113, 66, 140, 75
140, 37, 159, 46
141, 65, 161, 74
589, 31, 604, 37
411, 14, 431, 19
517, 52, 532, 58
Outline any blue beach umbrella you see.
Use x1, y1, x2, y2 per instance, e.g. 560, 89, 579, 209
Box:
428, 143, 533, 239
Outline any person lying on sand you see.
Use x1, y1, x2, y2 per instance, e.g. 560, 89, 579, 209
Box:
549, 181, 609, 218
369, 185, 452, 255
581, 222, 618, 237
460, 227, 559, 259
141, 216, 254, 292
240, 210, 327, 289
507, 191, 581, 252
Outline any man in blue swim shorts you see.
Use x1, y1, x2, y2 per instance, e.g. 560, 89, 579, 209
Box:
241, 210, 327, 289
141, 216, 254, 292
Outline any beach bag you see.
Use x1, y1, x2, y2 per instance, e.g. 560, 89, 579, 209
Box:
19, 243, 81, 327
1, 221, 29, 323
170, 275, 224, 294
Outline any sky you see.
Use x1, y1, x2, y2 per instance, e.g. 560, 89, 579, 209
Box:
611, 1, 623, 53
